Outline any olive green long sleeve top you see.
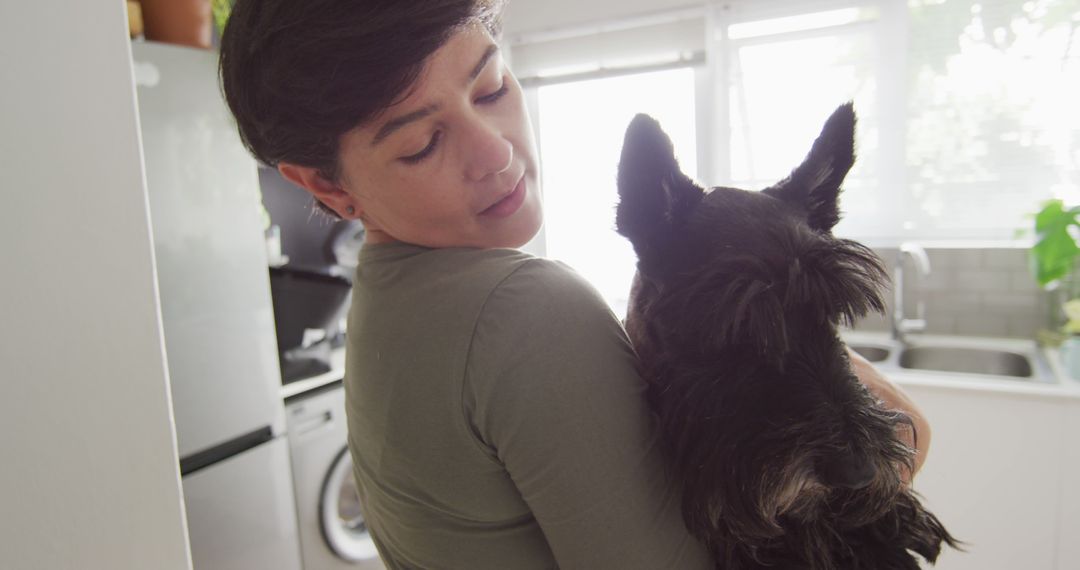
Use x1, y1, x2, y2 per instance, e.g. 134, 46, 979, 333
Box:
343, 242, 713, 570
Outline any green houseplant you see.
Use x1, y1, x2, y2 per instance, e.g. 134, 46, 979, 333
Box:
1031, 199, 1080, 377
212, 0, 234, 38
1031, 199, 1080, 288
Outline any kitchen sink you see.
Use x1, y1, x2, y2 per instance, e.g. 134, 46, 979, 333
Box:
849, 344, 890, 363
841, 332, 1056, 385
898, 346, 1034, 379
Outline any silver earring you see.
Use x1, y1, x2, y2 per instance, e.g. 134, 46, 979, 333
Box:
346, 205, 356, 216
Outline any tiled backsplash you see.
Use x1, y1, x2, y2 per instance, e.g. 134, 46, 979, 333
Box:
852, 247, 1046, 339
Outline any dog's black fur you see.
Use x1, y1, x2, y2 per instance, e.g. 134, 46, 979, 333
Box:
615, 103, 963, 569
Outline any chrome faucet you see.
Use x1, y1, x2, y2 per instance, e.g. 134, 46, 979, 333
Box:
891, 242, 931, 344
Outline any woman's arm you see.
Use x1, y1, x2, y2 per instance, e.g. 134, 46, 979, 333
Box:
847, 347, 931, 485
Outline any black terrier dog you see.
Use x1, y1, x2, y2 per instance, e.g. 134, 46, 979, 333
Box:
615, 103, 962, 569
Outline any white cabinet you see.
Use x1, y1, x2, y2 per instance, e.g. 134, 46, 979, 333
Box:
899, 381, 1073, 570
183, 438, 303, 570
1059, 404, 1080, 570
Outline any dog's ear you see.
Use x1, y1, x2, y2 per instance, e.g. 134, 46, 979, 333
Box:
616, 114, 704, 272
763, 102, 856, 233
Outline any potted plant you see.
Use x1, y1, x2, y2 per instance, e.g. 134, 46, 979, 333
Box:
1031, 199, 1080, 288
1030, 199, 1080, 377
1060, 299, 1080, 379
139, 0, 212, 49
138, 0, 232, 49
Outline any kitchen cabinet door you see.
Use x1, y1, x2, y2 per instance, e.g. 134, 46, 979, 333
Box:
1058, 399, 1080, 570
899, 382, 1066, 570
182, 437, 302, 570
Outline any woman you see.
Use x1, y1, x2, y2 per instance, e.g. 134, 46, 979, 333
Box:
219, 1, 931, 568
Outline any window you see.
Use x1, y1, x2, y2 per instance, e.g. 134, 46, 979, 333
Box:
535, 68, 697, 318
716, 0, 1078, 240
723, 4, 884, 239
903, 0, 1080, 238
511, 0, 1080, 307
513, 0, 1078, 240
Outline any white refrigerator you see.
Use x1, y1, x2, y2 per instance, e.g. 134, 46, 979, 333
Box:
132, 41, 302, 570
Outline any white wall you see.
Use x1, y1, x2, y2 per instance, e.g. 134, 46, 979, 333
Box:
0, 2, 191, 569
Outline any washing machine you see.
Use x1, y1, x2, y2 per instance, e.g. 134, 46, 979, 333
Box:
285, 381, 385, 570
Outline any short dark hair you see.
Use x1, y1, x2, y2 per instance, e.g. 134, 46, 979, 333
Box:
219, 0, 505, 216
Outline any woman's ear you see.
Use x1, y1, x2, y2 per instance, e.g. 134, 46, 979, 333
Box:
277, 162, 359, 219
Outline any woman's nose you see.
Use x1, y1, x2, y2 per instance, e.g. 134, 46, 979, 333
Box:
463, 118, 513, 181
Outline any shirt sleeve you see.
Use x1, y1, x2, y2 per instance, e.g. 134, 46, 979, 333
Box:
462, 258, 714, 570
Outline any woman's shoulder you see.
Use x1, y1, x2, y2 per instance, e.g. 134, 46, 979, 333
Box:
494, 254, 602, 298
356, 243, 536, 291
483, 256, 623, 335
359, 241, 536, 268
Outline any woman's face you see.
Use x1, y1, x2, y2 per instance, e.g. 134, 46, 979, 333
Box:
334, 23, 543, 249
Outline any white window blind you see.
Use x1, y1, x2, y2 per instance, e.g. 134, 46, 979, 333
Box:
508, 9, 705, 84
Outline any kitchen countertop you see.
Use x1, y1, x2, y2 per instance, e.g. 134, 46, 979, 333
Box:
280, 346, 347, 400
279, 335, 1080, 402
842, 331, 1080, 401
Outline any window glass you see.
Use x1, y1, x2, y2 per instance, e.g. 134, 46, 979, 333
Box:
727, 29, 882, 239
730, 33, 877, 186
904, 0, 1080, 237
536, 68, 697, 318
520, 0, 1080, 250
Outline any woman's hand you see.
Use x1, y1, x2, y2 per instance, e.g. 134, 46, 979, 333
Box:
847, 346, 931, 486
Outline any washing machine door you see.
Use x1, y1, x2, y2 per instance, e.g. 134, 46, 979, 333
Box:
322, 446, 380, 562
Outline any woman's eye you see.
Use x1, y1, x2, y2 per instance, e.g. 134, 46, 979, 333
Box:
397, 81, 508, 165
476, 82, 509, 104
400, 131, 442, 165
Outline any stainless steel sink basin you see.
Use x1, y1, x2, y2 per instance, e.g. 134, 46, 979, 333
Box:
849, 344, 890, 363
898, 346, 1034, 378
842, 332, 1055, 384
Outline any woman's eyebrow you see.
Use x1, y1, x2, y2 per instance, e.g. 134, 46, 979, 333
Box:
371, 105, 438, 147
467, 44, 499, 84
370, 44, 500, 147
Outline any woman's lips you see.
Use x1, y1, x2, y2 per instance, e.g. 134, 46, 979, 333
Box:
480, 176, 526, 218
